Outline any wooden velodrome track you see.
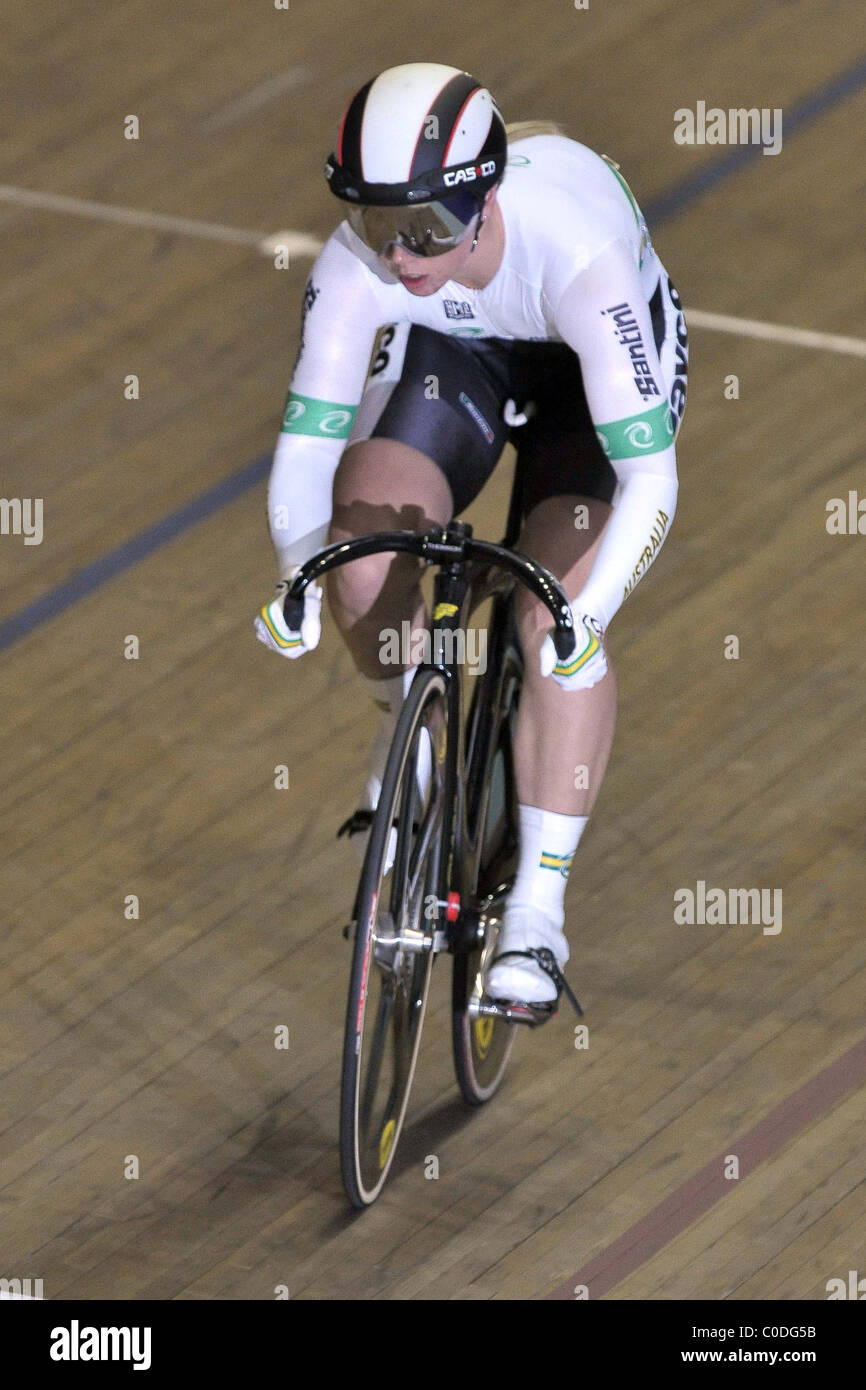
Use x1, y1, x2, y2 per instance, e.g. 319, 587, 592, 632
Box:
2, 0, 865, 1301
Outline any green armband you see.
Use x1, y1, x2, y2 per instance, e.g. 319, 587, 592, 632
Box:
281, 393, 358, 438
594, 401, 675, 460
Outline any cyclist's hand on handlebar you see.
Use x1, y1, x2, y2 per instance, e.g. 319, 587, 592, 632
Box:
254, 567, 322, 659
539, 611, 608, 691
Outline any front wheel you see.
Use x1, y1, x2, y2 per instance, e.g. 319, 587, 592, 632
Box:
340, 666, 448, 1207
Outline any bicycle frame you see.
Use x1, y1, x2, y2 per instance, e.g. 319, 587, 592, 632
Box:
283, 502, 577, 950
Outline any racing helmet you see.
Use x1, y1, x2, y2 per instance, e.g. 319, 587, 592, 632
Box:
324, 63, 506, 256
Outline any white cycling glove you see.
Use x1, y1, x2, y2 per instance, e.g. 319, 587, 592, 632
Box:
254, 566, 322, 659
539, 611, 608, 691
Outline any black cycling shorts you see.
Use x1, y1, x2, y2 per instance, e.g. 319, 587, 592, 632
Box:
346, 274, 688, 517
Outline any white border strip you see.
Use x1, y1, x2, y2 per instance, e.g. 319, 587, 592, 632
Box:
199, 66, 309, 133
687, 308, 866, 359
0, 185, 322, 258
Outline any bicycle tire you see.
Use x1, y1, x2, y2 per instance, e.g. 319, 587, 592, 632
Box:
339, 666, 448, 1207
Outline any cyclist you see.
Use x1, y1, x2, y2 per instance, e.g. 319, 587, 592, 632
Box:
255, 63, 687, 1015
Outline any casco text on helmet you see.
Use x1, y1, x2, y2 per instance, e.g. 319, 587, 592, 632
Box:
324, 62, 507, 208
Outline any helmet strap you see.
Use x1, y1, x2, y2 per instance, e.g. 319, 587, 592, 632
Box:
470, 214, 486, 253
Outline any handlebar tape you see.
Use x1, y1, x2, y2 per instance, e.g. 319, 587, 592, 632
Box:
282, 595, 305, 633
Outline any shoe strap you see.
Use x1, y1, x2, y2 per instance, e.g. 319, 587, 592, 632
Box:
337, 809, 375, 838
338, 806, 423, 840
491, 947, 584, 1018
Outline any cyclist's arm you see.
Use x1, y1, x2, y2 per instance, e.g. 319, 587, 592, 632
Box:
268, 227, 390, 576
551, 237, 679, 630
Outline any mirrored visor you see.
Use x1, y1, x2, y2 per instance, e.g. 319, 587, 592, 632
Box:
346, 200, 478, 258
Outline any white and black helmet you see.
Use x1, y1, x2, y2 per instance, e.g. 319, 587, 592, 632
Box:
324, 62, 507, 210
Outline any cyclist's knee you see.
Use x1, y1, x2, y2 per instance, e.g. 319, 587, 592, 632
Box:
515, 495, 609, 638
514, 587, 558, 654
513, 500, 609, 661
326, 547, 420, 625
328, 439, 451, 625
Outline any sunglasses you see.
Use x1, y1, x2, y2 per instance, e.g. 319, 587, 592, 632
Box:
346, 199, 480, 259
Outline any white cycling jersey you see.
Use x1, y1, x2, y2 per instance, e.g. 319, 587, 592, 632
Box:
268, 135, 686, 631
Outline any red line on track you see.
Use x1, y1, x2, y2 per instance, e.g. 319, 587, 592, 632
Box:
547, 1033, 866, 1300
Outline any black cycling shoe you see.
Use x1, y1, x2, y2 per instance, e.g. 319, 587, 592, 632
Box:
487, 946, 583, 1021
337, 809, 375, 840
337, 807, 420, 841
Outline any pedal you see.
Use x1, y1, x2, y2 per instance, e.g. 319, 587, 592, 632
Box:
501, 999, 557, 1028
470, 995, 557, 1028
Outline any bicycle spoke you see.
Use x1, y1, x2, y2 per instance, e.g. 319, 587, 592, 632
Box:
359, 982, 395, 1134
341, 669, 446, 1205
406, 785, 441, 905
389, 763, 417, 923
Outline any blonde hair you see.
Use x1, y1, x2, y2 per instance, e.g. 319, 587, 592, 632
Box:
505, 119, 566, 144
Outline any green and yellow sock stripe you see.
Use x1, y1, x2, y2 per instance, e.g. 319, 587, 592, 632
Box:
554, 626, 600, 678
259, 602, 303, 649
539, 850, 575, 874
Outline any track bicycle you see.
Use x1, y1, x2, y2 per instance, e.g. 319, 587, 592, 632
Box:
284, 465, 582, 1207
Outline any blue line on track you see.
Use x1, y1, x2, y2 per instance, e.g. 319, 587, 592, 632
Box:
0, 455, 269, 653
644, 52, 866, 223
3, 52, 866, 654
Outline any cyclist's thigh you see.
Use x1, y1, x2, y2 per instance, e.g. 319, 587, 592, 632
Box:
331, 438, 453, 542
333, 322, 511, 530
329, 441, 450, 619
511, 346, 614, 624
516, 343, 618, 520
517, 495, 611, 640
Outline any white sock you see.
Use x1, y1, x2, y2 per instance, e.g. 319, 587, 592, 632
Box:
362, 669, 414, 809
508, 804, 589, 930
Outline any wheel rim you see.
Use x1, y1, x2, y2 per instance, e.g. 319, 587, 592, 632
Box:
351, 684, 446, 1200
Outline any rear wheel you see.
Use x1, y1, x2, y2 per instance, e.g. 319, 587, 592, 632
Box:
452, 626, 521, 1105
340, 667, 447, 1207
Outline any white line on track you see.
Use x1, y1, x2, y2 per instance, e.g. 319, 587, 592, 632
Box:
1, 184, 864, 358
0, 185, 323, 258
199, 65, 309, 133
686, 308, 866, 359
